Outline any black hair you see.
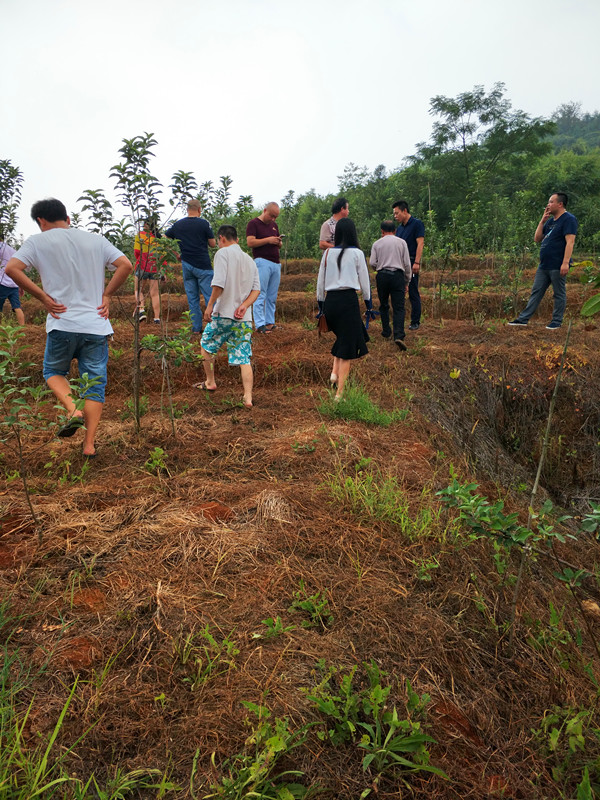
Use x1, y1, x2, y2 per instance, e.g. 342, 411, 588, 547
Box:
217, 224, 237, 241
30, 198, 68, 224
554, 192, 568, 207
333, 217, 360, 271
144, 216, 160, 236
392, 200, 410, 213
331, 197, 348, 215
380, 220, 396, 233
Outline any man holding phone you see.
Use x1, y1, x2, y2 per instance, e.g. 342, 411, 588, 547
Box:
246, 202, 282, 333
508, 192, 577, 330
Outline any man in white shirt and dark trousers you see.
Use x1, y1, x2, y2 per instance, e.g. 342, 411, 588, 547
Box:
197, 225, 261, 409
369, 221, 412, 351
5, 198, 133, 457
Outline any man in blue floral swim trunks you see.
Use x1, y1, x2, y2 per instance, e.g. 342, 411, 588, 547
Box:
197, 225, 261, 408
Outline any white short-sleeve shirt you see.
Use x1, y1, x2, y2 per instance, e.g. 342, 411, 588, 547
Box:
16, 228, 124, 334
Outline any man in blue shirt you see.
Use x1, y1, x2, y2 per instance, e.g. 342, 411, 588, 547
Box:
165, 200, 216, 333
509, 193, 578, 330
393, 201, 425, 330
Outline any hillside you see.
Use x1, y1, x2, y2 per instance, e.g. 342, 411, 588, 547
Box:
2, 259, 600, 799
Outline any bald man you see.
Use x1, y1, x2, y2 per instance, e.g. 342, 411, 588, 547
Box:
246, 202, 282, 333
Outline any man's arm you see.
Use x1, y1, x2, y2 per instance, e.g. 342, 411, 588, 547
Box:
208, 238, 217, 248
561, 234, 576, 277
369, 242, 379, 271
534, 208, 552, 243
97, 255, 134, 318
413, 237, 425, 274
319, 220, 333, 251
234, 289, 261, 320
203, 286, 224, 323
246, 234, 281, 248
5, 257, 67, 317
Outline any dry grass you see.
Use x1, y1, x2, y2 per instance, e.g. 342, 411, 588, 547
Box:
2, 264, 600, 798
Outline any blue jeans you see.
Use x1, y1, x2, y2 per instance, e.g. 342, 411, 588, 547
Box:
253, 258, 281, 328
43, 331, 109, 402
182, 261, 213, 332
408, 270, 421, 325
517, 268, 566, 325
376, 269, 405, 340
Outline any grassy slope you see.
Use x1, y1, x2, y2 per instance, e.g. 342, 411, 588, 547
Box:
1, 260, 600, 798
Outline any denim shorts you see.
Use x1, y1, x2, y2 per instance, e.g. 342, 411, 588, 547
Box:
43, 330, 109, 402
0, 285, 21, 310
201, 317, 252, 365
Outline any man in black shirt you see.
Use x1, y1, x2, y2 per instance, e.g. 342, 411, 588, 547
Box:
166, 200, 216, 333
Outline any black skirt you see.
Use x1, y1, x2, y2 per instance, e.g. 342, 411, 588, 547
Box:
323, 289, 369, 360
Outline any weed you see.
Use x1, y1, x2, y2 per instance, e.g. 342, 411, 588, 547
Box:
171, 400, 189, 419
326, 459, 451, 542
44, 449, 90, 487
145, 446, 168, 475
109, 345, 125, 360
173, 625, 239, 691
533, 706, 600, 796
121, 394, 148, 420
200, 702, 313, 799
291, 438, 317, 453
304, 662, 445, 795
318, 382, 409, 426
252, 616, 297, 640
289, 580, 333, 631
411, 555, 440, 581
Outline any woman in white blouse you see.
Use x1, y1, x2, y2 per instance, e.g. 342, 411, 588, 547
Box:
316, 218, 372, 400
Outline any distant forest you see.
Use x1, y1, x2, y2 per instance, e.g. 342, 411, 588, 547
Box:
199, 87, 600, 260
2, 84, 599, 261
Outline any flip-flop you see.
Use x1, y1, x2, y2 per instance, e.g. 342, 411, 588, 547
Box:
57, 416, 85, 438
193, 382, 216, 391
83, 451, 97, 459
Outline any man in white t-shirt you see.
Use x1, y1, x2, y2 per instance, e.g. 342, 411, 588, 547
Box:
5, 198, 133, 457
195, 225, 260, 408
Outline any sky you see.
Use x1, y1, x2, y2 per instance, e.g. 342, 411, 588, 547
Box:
3, 0, 600, 238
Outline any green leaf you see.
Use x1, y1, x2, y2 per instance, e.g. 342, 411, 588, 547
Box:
581, 293, 600, 317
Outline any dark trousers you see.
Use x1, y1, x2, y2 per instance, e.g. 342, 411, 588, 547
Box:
376, 270, 406, 340
408, 270, 421, 325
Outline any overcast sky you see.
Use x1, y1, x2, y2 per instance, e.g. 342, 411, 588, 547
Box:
3, 0, 600, 237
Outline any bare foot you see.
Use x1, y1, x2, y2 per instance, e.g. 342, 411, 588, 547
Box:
243, 396, 253, 409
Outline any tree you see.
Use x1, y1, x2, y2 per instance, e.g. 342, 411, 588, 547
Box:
169, 170, 198, 217
0, 159, 24, 242
110, 132, 163, 228
412, 83, 555, 226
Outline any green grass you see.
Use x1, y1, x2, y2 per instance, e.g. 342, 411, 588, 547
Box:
318, 382, 409, 426
325, 458, 452, 542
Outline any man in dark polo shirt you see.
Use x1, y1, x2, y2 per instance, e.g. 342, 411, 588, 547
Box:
165, 199, 216, 333
393, 200, 425, 331
509, 192, 578, 330
246, 202, 282, 333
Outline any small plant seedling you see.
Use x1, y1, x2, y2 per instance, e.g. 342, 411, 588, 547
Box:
411, 555, 440, 582
200, 702, 311, 799
289, 580, 333, 630
145, 446, 167, 475
291, 438, 317, 453
252, 616, 296, 640
173, 625, 239, 691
